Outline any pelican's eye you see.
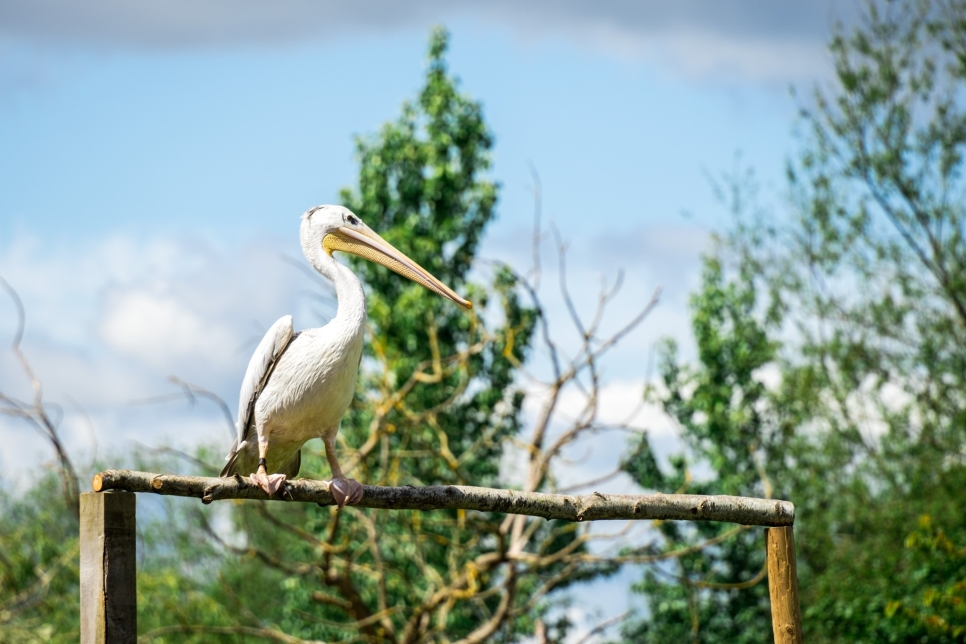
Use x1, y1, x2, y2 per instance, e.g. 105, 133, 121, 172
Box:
346, 214, 360, 226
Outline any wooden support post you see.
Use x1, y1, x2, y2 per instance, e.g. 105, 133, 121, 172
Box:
80, 491, 137, 644
766, 526, 803, 644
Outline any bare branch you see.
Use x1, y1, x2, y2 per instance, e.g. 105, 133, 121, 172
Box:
0, 276, 79, 516
138, 624, 327, 644
450, 567, 516, 644
572, 611, 631, 644
556, 466, 625, 494
527, 162, 544, 291
0, 275, 26, 351
131, 441, 220, 474
130, 377, 236, 441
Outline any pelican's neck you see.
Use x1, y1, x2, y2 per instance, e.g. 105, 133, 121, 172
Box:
311, 250, 366, 335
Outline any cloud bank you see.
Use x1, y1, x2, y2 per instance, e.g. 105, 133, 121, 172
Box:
0, 218, 704, 488
0, 232, 327, 486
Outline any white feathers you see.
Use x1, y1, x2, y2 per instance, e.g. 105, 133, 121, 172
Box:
220, 211, 368, 477
232, 315, 295, 451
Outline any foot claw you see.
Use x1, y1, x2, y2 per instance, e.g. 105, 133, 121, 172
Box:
328, 477, 364, 509
250, 472, 288, 497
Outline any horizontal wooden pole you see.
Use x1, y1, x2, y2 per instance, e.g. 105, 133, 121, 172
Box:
93, 469, 794, 526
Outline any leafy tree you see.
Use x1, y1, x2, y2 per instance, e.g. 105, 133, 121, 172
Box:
3, 27, 636, 644
624, 0, 966, 641
776, 2, 966, 639
339, 26, 518, 494
137, 28, 614, 644
619, 253, 791, 643
887, 515, 966, 638
0, 476, 79, 644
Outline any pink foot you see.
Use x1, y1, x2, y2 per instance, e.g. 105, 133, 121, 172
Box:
250, 471, 288, 496
328, 477, 364, 509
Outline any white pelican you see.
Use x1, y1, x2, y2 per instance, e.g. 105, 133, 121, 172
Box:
221, 205, 471, 507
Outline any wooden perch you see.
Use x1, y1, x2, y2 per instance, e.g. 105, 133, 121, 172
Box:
92, 469, 794, 526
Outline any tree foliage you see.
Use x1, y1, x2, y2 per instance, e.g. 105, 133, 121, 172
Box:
187, 28, 550, 643
619, 254, 788, 643
16, 3, 966, 640
621, 0, 966, 641
2, 27, 652, 644
0, 476, 79, 644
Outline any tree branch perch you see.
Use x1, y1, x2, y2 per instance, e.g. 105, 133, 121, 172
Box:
92, 470, 794, 526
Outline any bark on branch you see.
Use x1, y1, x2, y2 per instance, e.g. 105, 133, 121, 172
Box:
92, 470, 794, 527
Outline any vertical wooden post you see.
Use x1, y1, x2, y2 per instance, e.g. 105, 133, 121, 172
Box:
766, 526, 803, 644
80, 491, 137, 644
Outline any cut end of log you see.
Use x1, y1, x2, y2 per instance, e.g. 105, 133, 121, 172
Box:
91, 473, 103, 492
152, 477, 163, 491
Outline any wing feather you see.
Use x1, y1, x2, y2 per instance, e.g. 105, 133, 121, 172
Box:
221, 315, 295, 470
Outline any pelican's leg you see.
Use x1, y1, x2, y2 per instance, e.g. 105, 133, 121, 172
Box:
323, 433, 363, 509
250, 438, 288, 497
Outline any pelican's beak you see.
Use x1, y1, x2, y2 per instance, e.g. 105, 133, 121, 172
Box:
323, 227, 472, 309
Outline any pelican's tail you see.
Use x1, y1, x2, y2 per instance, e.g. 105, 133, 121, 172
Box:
220, 441, 240, 477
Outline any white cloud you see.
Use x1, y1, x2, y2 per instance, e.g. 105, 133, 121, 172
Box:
613, 29, 829, 84
0, 230, 319, 481
0, 214, 706, 496
100, 288, 241, 376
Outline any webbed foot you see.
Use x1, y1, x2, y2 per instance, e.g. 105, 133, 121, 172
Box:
328, 477, 364, 509
251, 471, 288, 497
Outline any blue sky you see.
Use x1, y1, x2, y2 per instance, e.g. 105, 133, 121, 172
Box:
2, 24, 795, 241
0, 1, 854, 637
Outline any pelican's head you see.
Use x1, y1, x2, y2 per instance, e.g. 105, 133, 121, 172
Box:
300, 205, 472, 309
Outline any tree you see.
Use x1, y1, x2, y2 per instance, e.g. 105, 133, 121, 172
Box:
2, 27, 662, 644
0, 476, 80, 644
623, 0, 966, 641
619, 253, 790, 643
0, 280, 82, 644
176, 27, 536, 643
339, 25, 519, 498
777, 2, 966, 639
136, 28, 645, 644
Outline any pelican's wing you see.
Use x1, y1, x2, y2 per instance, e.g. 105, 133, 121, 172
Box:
224, 315, 295, 460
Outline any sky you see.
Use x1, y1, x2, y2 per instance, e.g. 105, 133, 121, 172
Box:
0, 0, 858, 638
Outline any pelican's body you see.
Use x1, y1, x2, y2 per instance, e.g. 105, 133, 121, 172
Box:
222, 317, 364, 481
221, 205, 469, 507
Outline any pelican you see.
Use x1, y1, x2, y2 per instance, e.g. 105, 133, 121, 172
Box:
221, 205, 471, 508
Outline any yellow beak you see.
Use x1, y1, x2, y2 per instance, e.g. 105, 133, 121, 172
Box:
323, 226, 472, 309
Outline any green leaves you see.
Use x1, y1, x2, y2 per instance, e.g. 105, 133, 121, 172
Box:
627, 1, 966, 642
205, 28, 544, 641
620, 250, 781, 643
0, 476, 80, 644
896, 515, 966, 639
